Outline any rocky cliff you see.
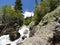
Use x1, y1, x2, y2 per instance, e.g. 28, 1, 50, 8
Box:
20, 5, 60, 45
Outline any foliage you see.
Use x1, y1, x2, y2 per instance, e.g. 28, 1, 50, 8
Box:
39, 5, 60, 26
39, 1, 50, 15
14, 0, 23, 13
24, 17, 32, 25
49, 0, 58, 11
43, 0, 60, 11
33, 1, 50, 25
33, 0, 60, 25
0, 9, 3, 21
2, 5, 24, 26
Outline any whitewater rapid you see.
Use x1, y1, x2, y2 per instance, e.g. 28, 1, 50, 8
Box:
0, 25, 30, 45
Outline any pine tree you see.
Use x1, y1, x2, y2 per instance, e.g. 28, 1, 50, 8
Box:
34, 0, 39, 25
35, 0, 38, 6
41, 0, 43, 1
35, 0, 38, 9
14, 0, 23, 13
14, 0, 23, 26
34, 0, 50, 25
34, 0, 38, 13
2, 6, 7, 23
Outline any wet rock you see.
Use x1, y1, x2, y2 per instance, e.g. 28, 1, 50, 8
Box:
22, 36, 27, 40
13, 23, 20, 31
9, 31, 20, 41
23, 30, 29, 34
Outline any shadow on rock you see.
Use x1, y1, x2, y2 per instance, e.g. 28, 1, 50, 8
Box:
9, 31, 21, 41
47, 30, 60, 45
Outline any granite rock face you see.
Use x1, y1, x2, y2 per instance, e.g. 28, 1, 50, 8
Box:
20, 6, 60, 45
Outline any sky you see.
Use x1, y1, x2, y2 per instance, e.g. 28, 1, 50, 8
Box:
0, 0, 40, 12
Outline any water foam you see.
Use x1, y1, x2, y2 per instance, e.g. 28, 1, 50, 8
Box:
0, 25, 30, 45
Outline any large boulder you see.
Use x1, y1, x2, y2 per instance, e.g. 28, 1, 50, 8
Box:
9, 31, 20, 41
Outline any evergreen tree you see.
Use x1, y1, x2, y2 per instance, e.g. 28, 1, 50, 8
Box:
43, 0, 60, 11
14, 0, 23, 12
2, 6, 7, 23
49, 0, 58, 11
41, 0, 43, 1
35, 0, 38, 6
34, 1, 50, 25
2, 5, 24, 26
35, 0, 38, 9
14, 0, 23, 26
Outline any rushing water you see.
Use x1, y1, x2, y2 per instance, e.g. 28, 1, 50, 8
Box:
0, 25, 30, 45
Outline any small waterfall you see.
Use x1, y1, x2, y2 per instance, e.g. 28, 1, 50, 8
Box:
0, 25, 30, 45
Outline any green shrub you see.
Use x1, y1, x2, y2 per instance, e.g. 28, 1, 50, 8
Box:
49, 0, 58, 11
43, 0, 60, 11
24, 17, 32, 25
33, 1, 50, 25
2, 5, 24, 26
